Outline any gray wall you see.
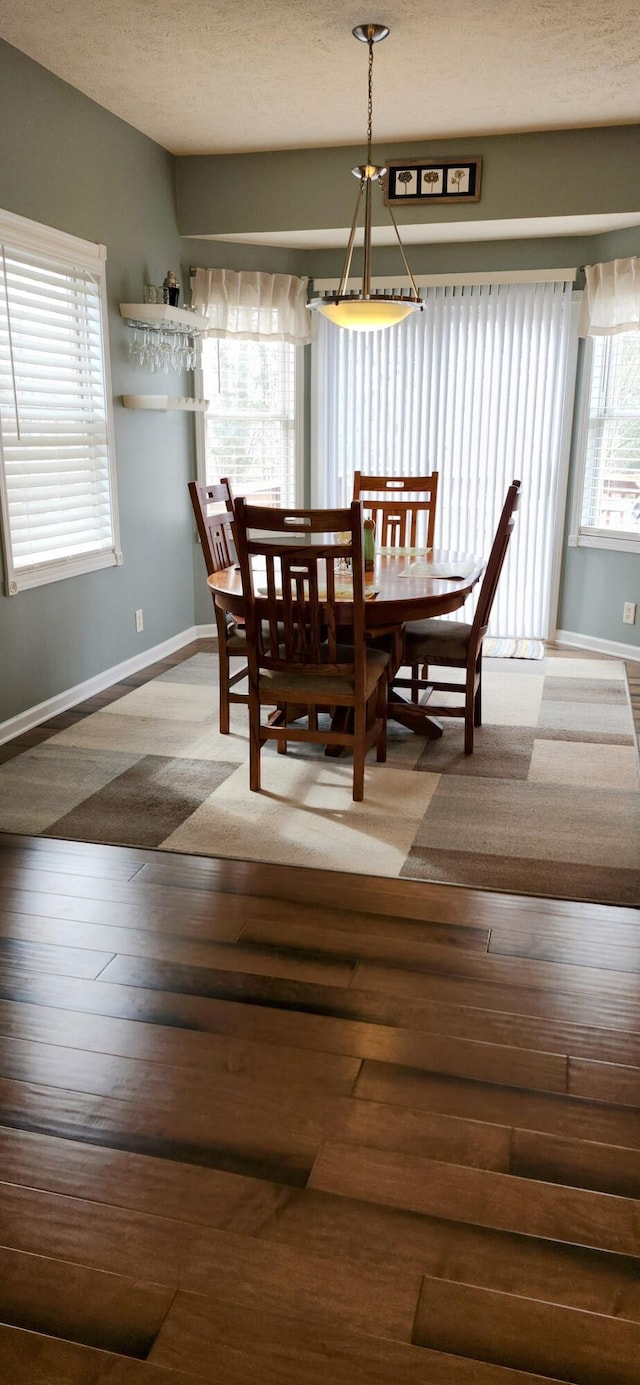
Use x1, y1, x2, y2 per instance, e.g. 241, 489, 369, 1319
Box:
176, 127, 640, 239
0, 41, 197, 723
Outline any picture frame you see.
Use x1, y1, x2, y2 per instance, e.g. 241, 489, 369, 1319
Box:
384, 158, 482, 204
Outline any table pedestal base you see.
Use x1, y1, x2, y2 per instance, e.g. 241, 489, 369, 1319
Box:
386, 688, 443, 740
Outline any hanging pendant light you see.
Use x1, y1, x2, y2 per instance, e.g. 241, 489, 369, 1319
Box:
309, 23, 423, 332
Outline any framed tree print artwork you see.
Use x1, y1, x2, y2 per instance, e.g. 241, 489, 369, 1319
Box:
385, 158, 482, 203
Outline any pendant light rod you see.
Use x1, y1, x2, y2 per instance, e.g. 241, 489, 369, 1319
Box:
309, 22, 423, 330
386, 197, 420, 299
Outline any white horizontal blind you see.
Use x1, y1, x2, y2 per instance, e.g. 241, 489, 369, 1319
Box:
580, 332, 640, 539
201, 337, 297, 504
312, 280, 575, 639
0, 226, 118, 592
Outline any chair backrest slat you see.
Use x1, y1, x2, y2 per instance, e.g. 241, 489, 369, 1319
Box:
188, 481, 236, 575
470, 481, 521, 640
235, 500, 367, 694
353, 472, 439, 549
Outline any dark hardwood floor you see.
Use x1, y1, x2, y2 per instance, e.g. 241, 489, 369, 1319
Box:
0, 830, 638, 1384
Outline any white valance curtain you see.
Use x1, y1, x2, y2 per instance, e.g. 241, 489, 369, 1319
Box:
191, 268, 312, 345
578, 257, 640, 337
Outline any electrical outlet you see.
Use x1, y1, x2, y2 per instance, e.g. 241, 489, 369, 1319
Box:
135, 609, 144, 633
623, 601, 637, 625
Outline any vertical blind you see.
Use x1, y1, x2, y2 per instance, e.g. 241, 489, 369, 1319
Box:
0, 239, 117, 589
312, 279, 576, 640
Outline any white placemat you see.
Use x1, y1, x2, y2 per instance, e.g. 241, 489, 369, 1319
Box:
398, 559, 477, 579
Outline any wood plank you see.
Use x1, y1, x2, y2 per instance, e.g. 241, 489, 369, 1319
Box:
0, 937, 114, 980
0, 1073, 319, 1185
149, 1288, 570, 1385
489, 925, 640, 973
0, 910, 258, 967
133, 854, 640, 930
0, 1181, 423, 1344
352, 950, 640, 1003
568, 1057, 640, 1108
240, 913, 491, 960
2, 831, 637, 934
0, 1323, 199, 1385
75, 961, 572, 1096
354, 1060, 640, 1147
413, 1274, 640, 1385
308, 1141, 640, 1256
1, 963, 637, 1074
0, 1032, 361, 1105
100, 941, 356, 989
0, 996, 376, 1089
254, 1184, 640, 1321
0, 833, 153, 867
510, 1128, 640, 1198
0, 843, 145, 881
0, 1062, 512, 1184
0, 1126, 291, 1233
0, 898, 489, 961
350, 964, 640, 1033
0, 890, 243, 941
0, 1244, 173, 1356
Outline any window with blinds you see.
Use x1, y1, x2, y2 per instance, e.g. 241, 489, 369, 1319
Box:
0, 209, 120, 594
574, 331, 640, 550
199, 336, 299, 504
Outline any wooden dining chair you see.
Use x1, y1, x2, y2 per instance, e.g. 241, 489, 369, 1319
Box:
393, 480, 521, 753
353, 471, 439, 549
188, 480, 249, 734
234, 498, 389, 801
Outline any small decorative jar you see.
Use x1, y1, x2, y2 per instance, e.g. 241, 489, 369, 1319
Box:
163, 270, 180, 308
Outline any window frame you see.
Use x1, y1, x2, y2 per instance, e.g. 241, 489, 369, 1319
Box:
194, 334, 304, 505
569, 333, 640, 555
0, 207, 121, 595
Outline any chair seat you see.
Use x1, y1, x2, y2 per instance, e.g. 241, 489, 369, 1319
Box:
403, 618, 472, 663
259, 646, 389, 702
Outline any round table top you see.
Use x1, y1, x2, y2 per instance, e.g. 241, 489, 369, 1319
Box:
207, 549, 485, 627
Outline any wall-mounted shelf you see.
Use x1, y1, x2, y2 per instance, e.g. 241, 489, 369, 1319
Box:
122, 395, 209, 411
119, 303, 207, 332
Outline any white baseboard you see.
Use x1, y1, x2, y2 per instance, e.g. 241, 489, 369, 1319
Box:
553, 629, 640, 661
0, 626, 203, 746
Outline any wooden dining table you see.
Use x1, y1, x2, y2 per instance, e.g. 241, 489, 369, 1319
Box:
207, 548, 485, 741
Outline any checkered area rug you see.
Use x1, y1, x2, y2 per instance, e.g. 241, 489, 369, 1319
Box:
0, 642, 638, 906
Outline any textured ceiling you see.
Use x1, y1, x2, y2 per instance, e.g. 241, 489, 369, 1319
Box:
1, 0, 640, 155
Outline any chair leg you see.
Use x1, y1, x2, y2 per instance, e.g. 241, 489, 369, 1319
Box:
352, 707, 366, 802
375, 681, 387, 763
277, 702, 288, 754
410, 663, 421, 702
217, 629, 231, 735
474, 655, 482, 726
249, 704, 262, 791
464, 663, 476, 754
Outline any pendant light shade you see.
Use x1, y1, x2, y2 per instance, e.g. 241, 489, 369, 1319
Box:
318, 297, 418, 330
309, 24, 422, 332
